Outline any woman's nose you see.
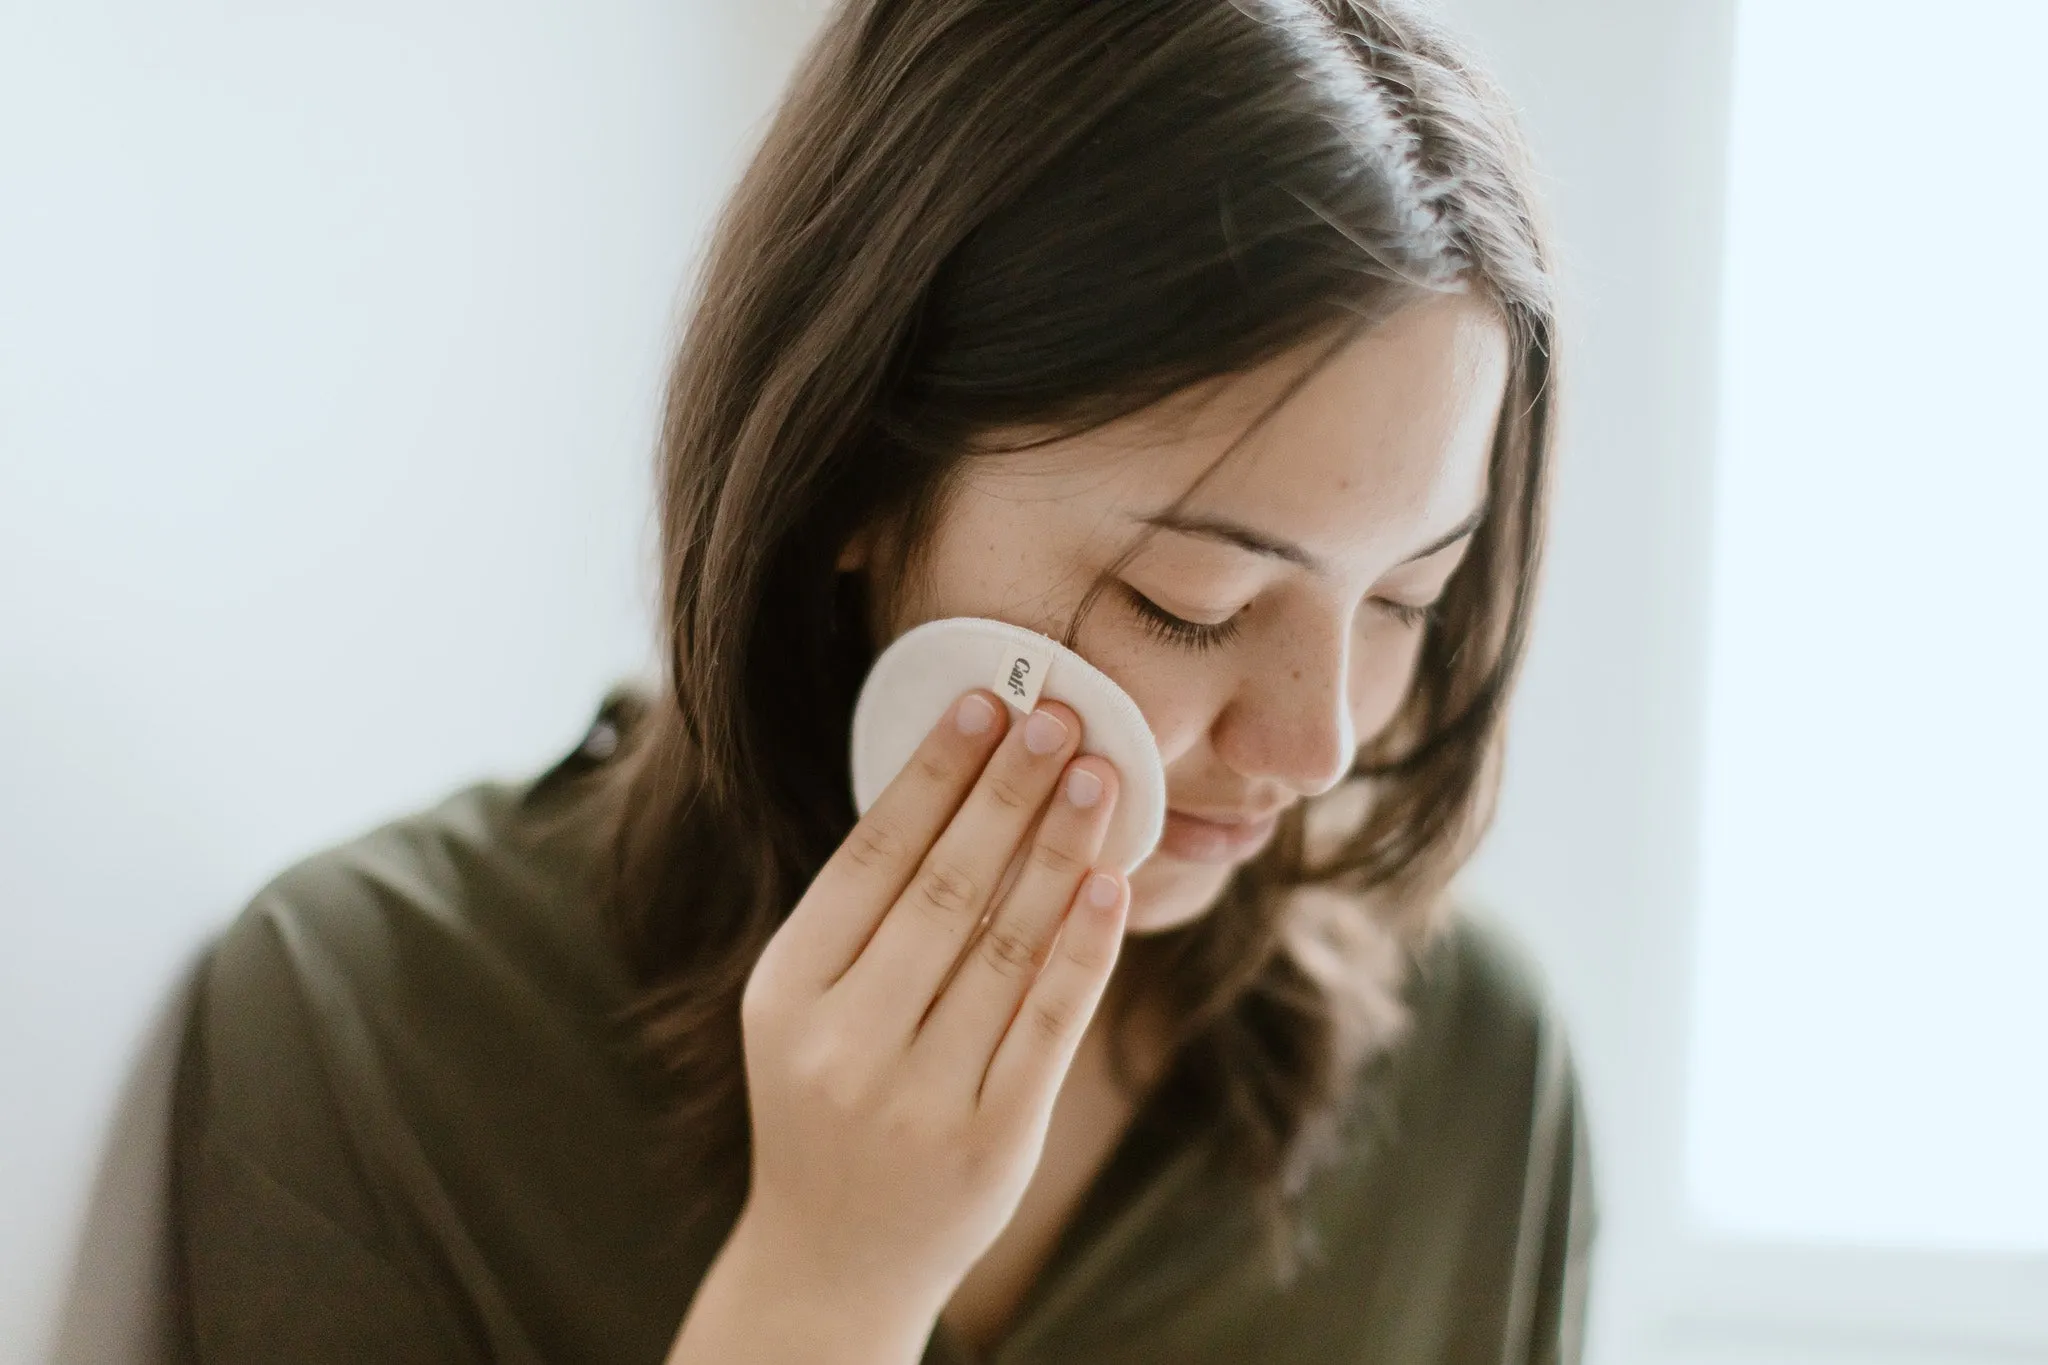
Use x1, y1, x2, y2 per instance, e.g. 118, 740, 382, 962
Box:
1211, 628, 1360, 800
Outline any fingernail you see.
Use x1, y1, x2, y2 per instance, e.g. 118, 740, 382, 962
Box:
955, 694, 996, 735
1024, 708, 1068, 755
1065, 767, 1102, 808
1086, 871, 1120, 908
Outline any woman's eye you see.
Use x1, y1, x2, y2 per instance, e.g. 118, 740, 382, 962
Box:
1122, 586, 1243, 653
1124, 585, 1439, 650
1372, 597, 1439, 630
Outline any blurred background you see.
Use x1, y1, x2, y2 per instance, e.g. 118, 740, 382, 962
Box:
1, 1, 2041, 1362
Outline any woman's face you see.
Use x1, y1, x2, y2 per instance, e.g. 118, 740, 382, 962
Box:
843, 292, 1509, 935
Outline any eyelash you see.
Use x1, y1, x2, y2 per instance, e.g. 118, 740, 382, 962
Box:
1380, 599, 1436, 630
1124, 587, 1244, 653
1121, 586, 1438, 653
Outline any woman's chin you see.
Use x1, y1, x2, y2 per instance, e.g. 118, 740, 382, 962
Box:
1122, 853, 1230, 935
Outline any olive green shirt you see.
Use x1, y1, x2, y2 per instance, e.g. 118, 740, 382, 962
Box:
170, 703, 1594, 1365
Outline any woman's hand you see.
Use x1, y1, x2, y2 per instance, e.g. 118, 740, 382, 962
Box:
734, 687, 1127, 1323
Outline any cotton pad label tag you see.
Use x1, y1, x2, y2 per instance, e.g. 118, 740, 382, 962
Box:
991, 637, 1054, 714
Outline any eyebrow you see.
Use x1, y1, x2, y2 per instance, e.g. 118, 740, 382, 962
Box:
1130, 503, 1487, 576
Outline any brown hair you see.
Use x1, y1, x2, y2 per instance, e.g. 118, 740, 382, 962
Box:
538, 0, 1555, 1284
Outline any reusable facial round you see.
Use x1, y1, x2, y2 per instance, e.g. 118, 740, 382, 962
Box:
849, 615, 1167, 874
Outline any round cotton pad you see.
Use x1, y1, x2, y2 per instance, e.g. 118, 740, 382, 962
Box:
850, 615, 1166, 873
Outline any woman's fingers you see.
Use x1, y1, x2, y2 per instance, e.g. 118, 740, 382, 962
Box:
767, 689, 1009, 997
909, 755, 1118, 1088
978, 866, 1129, 1117
832, 699, 1082, 1052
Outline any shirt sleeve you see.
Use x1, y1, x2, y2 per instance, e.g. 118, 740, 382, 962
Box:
174, 1122, 462, 1363
169, 899, 477, 1365
1407, 913, 1599, 1365
1514, 1027, 1597, 1365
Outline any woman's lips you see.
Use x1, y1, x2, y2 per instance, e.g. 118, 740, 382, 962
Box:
1157, 808, 1280, 864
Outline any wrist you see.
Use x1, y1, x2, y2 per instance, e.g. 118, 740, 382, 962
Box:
707, 1207, 944, 1361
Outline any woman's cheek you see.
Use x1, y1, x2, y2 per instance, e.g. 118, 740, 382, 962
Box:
1083, 613, 1209, 723
1126, 683, 1203, 764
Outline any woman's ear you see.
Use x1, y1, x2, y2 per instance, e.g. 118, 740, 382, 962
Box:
836, 515, 897, 574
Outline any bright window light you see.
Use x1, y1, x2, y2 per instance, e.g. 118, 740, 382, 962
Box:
1687, 0, 2048, 1250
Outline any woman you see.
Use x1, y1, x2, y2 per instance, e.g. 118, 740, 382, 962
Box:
170, 1, 1591, 1361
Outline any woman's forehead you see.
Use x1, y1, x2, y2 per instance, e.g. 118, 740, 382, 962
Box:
963, 294, 1505, 570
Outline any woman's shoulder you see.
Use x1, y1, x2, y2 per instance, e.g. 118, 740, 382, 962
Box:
1407, 904, 1571, 1061
177, 692, 647, 1180
182, 694, 651, 1168
202, 694, 641, 1034
172, 695, 697, 1361
1357, 903, 1587, 1172
203, 782, 609, 1032
1280, 906, 1593, 1354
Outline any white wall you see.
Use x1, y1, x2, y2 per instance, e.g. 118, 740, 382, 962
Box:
0, 2, 821, 1359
